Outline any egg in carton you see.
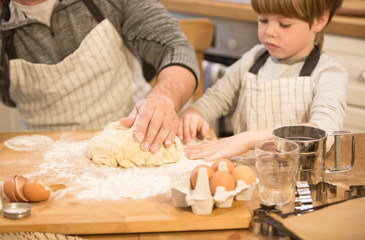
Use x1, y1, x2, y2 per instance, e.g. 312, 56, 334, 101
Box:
171, 160, 258, 215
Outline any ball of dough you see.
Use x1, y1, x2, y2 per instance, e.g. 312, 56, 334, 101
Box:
87, 122, 184, 168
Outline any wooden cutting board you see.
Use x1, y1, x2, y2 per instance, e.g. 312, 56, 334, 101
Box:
0, 131, 252, 235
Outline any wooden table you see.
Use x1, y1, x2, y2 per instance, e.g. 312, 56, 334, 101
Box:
1, 131, 364, 240
0, 131, 252, 238
85, 132, 365, 240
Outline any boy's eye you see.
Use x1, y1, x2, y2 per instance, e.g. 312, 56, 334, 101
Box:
280, 23, 291, 28
258, 19, 268, 24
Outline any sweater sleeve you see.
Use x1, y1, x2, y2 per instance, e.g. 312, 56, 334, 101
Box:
116, 0, 199, 83
192, 45, 265, 125
0, 28, 15, 107
309, 53, 348, 132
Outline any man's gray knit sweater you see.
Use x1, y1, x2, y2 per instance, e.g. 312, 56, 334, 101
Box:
0, 0, 199, 106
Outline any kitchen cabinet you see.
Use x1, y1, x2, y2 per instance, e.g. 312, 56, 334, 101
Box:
160, 0, 365, 38
323, 34, 365, 132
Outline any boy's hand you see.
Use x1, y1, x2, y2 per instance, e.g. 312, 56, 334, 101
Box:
178, 107, 210, 143
184, 130, 273, 161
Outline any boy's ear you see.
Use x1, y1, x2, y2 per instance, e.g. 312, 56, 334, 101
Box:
313, 10, 330, 33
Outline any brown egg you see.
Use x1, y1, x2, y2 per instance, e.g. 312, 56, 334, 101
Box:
211, 158, 235, 173
23, 177, 52, 202
190, 164, 214, 189
3, 175, 18, 202
231, 165, 256, 185
209, 170, 236, 195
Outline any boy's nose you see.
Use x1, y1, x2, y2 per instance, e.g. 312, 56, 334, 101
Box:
265, 24, 277, 37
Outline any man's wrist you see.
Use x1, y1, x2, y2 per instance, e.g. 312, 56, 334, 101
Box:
145, 94, 176, 110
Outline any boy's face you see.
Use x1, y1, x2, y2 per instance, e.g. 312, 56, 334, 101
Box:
257, 14, 317, 61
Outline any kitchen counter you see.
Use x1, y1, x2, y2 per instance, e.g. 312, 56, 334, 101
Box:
0, 131, 364, 239
160, 0, 365, 39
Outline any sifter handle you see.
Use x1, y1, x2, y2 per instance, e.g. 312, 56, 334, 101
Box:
326, 131, 355, 173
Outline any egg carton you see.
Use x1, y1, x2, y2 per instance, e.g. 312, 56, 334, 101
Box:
171, 161, 258, 215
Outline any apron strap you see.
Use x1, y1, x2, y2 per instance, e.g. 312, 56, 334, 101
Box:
248, 50, 270, 74
1, 0, 16, 60
248, 45, 321, 77
1, 0, 16, 106
4, 30, 17, 59
1, 30, 16, 107
299, 45, 320, 76
81, 0, 105, 23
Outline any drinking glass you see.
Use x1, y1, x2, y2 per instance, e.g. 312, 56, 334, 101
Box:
255, 139, 300, 206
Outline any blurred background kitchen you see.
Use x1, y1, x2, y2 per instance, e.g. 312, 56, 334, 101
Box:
1, 0, 364, 134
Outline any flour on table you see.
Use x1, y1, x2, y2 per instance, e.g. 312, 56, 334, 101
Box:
30, 137, 209, 201
1, 129, 209, 201
87, 122, 184, 168
4, 135, 53, 151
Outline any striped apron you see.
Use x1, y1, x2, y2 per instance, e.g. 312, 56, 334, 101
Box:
232, 46, 320, 133
7, 0, 150, 131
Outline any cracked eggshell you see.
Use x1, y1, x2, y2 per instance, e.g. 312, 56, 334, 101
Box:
23, 177, 52, 202
14, 175, 28, 202
3, 175, 29, 202
3, 175, 18, 202
3, 175, 52, 203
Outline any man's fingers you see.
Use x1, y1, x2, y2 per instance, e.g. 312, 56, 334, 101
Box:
134, 101, 154, 143
141, 111, 164, 152
119, 107, 138, 128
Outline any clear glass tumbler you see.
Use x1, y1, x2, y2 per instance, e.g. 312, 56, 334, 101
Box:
255, 139, 300, 206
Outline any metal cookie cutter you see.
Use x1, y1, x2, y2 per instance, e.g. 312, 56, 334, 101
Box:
310, 181, 337, 203
2, 202, 31, 219
344, 185, 365, 199
249, 204, 285, 237
295, 181, 314, 213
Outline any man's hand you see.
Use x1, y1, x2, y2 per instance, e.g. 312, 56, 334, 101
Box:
120, 65, 196, 153
120, 96, 179, 153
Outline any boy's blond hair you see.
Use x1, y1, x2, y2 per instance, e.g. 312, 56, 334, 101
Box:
251, 0, 343, 50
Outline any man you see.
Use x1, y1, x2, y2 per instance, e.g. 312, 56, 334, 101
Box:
0, 0, 198, 153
